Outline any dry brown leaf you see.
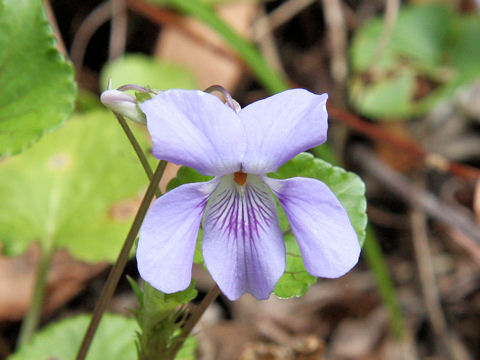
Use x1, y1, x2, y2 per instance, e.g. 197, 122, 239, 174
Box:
327, 307, 387, 359
374, 122, 419, 173
0, 245, 106, 321
155, 1, 258, 91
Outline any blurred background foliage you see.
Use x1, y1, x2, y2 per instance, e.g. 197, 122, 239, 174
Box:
1, 0, 480, 359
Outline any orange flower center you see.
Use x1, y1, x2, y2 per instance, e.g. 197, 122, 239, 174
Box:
233, 171, 247, 185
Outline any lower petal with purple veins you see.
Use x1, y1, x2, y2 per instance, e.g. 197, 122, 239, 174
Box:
202, 174, 285, 300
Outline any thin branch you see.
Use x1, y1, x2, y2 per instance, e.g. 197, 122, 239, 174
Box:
70, 1, 112, 78
253, 0, 316, 39
329, 104, 480, 180
320, 0, 348, 92
109, 0, 128, 60
126, 0, 241, 65
169, 285, 221, 359
252, 6, 287, 76
352, 145, 480, 248
43, 0, 67, 55
410, 204, 472, 360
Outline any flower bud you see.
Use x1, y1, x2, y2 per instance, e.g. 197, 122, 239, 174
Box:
100, 89, 146, 124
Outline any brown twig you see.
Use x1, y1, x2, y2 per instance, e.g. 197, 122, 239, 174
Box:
352, 145, 480, 248
252, 6, 287, 77
109, 0, 128, 60
126, 0, 241, 65
70, 1, 112, 78
253, 0, 316, 38
43, 0, 67, 55
410, 204, 472, 360
320, 0, 348, 94
169, 285, 221, 360
330, 104, 480, 180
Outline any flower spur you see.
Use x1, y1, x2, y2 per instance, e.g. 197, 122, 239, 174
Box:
137, 88, 360, 300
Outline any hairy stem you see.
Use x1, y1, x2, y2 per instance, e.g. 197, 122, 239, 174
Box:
169, 284, 221, 359
17, 243, 55, 347
76, 160, 167, 360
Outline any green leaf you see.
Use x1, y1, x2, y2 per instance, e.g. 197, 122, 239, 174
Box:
273, 232, 317, 298
349, 68, 416, 120
349, 4, 480, 119
167, 166, 213, 191
8, 313, 138, 360
391, 4, 451, 69
350, 4, 451, 72
0, 0, 76, 156
0, 110, 150, 262
450, 15, 480, 82
270, 153, 367, 298
350, 18, 398, 73
100, 54, 197, 91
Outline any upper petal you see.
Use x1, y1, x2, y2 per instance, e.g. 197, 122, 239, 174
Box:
141, 90, 246, 176
265, 176, 360, 278
240, 89, 328, 174
137, 179, 219, 293
202, 175, 285, 300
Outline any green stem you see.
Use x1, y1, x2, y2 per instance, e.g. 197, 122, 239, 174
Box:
363, 225, 406, 339
165, 0, 288, 94
169, 285, 221, 360
76, 160, 167, 360
115, 113, 153, 179
17, 243, 55, 347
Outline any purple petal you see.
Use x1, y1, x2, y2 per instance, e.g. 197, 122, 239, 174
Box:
239, 89, 328, 174
265, 177, 360, 278
137, 179, 219, 293
141, 90, 246, 176
202, 175, 285, 300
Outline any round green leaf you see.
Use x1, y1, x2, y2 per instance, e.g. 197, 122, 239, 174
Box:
9, 314, 138, 360
100, 54, 197, 91
270, 152, 367, 298
0, 110, 150, 262
350, 4, 451, 72
349, 68, 416, 120
0, 0, 76, 156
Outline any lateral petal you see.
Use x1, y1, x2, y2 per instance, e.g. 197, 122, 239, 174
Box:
265, 177, 360, 278
141, 90, 246, 176
137, 179, 219, 293
202, 175, 285, 300
240, 89, 328, 174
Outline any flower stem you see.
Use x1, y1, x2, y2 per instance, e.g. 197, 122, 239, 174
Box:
76, 160, 167, 360
169, 284, 221, 359
114, 114, 163, 197
17, 243, 55, 347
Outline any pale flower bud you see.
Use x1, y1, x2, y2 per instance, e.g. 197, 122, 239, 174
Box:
100, 89, 146, 124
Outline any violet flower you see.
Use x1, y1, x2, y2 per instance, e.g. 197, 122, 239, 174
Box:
137, 89, 360, 300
